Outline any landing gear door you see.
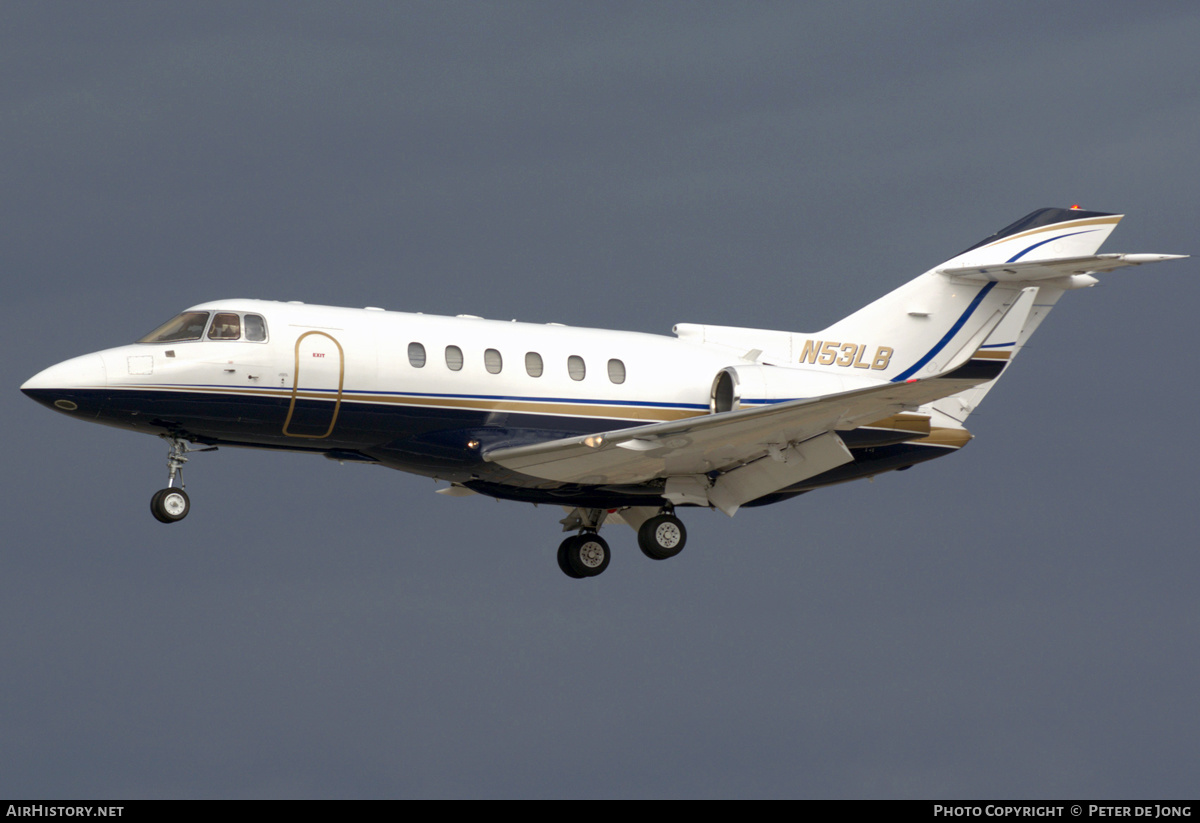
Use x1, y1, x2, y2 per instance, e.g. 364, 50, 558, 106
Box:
283, 331, 344, 439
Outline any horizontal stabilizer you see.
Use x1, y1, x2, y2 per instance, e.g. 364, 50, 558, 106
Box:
939, 253, 1187, 282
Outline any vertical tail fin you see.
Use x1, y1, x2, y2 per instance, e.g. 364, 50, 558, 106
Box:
814, 206, 1187, 423
817, 208, 1124, 388
677, 208, 1183, 425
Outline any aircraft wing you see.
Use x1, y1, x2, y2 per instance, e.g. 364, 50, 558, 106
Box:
483, 366, 993, 514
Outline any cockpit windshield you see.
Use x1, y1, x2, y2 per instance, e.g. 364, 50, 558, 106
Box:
138, 310, 269, 343
138, 312, 211, 343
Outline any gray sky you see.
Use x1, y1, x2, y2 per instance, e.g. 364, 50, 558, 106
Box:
3, 1, 1198, 798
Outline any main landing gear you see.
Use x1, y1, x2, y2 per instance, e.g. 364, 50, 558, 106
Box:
637, 513, 687, 561
555, 507, 687, 579
149, 435, 214, 524
557, 532, 611, 579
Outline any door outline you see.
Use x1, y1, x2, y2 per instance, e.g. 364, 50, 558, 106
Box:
283, 331, 345, 439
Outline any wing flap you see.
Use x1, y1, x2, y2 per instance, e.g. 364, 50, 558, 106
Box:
706, 431, 853, 516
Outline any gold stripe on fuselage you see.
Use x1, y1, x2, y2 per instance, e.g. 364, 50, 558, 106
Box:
110, 382, 702, 423
110, 382, 971, 447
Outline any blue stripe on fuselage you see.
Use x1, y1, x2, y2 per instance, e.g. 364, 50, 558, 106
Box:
139, 382, 714, 411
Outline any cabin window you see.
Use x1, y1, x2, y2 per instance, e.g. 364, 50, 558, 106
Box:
567, 355, 586, 381
139, 311, 210, 343
207, 313, 241, 340
244, 314, 267, 342
525, 352, 544, 377
408, 342, 427, 368
607, 359, 626, 384
445, 345, 464, 371
484, 348, 503, 374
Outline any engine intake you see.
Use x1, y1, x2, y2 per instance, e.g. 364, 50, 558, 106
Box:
709, 363, 883, 414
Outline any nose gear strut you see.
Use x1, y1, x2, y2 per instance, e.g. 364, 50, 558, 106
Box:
150, 435, 216, 524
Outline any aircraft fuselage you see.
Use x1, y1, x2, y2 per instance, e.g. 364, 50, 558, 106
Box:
22, 299, 959, 510
27, 208, 1180, 578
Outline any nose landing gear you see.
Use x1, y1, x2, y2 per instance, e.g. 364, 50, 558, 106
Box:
149, 435, 214, 524
151, 487, 190, 523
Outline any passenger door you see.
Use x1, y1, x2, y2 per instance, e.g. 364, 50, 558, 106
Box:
283, 331, 345, 439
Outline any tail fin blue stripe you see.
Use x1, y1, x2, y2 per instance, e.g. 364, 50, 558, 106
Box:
891, 282, 996, 383
1006, 230, 1096, 263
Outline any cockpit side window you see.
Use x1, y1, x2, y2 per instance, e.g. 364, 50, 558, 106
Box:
208, 313, 241, 340
138, 311, 211, 343
244, 314, 267, 342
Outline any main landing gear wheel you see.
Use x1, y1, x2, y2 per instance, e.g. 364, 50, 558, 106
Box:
638, 514, 687, 560
150, 487, 190, 523
557, 537, 586, 579
558, 532, 611, 578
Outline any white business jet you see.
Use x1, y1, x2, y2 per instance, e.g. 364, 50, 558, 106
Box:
22, 207, 1185, 578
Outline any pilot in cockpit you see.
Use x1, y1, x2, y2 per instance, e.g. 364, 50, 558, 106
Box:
207, 313, 241, 340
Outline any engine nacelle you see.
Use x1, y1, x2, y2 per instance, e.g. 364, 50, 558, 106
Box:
709, 363, 883, 413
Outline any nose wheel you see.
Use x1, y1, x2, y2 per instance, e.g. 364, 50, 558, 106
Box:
151, 487, 190, 523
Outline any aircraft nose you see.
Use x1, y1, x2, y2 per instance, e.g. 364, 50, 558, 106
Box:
21, 353, 108, 413
22, 352, 108, 391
